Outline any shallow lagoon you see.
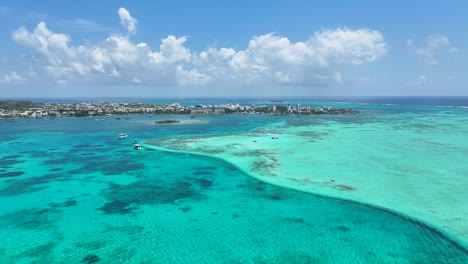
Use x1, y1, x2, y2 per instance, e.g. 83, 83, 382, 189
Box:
0, 108, 467, 263
147, 109, 468, 249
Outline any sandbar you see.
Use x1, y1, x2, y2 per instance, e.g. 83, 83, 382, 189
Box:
145, 113, 468, 248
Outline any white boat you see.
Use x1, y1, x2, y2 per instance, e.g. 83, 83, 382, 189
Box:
118, 134, 128, 139
134, 144, 142, 150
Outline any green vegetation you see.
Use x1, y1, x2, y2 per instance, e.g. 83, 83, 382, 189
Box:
0, 100, 40, 110
224, 108, 237, 114
155, 119, 180, 124
174, 109, 191, 114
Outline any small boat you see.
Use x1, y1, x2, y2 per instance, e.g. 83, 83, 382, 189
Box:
271, 136, 279, 139
134, 144, 142, 150
7, 118, 14, 122
191, 116, 195, 118
118, 134, 128, 139
115, 116, 121, 120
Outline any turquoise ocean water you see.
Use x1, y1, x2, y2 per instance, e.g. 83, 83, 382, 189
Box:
1, 97, 467, 263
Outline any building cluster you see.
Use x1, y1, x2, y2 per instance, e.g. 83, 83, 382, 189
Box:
191, 103, 359, 115
1, 100, 358, 119
0, 101, 190, 118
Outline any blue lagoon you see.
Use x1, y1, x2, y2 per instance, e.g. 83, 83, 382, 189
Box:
1, 97, 467, 263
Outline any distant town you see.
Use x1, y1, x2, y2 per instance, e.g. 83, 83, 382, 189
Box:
0, 100, 359, 119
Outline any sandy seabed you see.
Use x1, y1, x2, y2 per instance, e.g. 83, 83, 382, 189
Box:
146, 112, 468, 248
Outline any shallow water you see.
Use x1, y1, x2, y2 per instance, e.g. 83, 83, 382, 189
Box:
147, 107, 468, 248
0, 113, 467, 263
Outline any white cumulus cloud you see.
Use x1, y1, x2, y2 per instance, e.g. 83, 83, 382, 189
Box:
118, 7, 137, 35
8, 8, 387, 90
193, 28, 385, 85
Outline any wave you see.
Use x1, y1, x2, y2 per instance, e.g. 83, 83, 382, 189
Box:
436, 105, 468, 109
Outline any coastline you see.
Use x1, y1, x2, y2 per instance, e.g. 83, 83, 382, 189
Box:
143, 115, 468, 249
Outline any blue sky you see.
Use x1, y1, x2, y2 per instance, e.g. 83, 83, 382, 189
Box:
0, 0, 467, 97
